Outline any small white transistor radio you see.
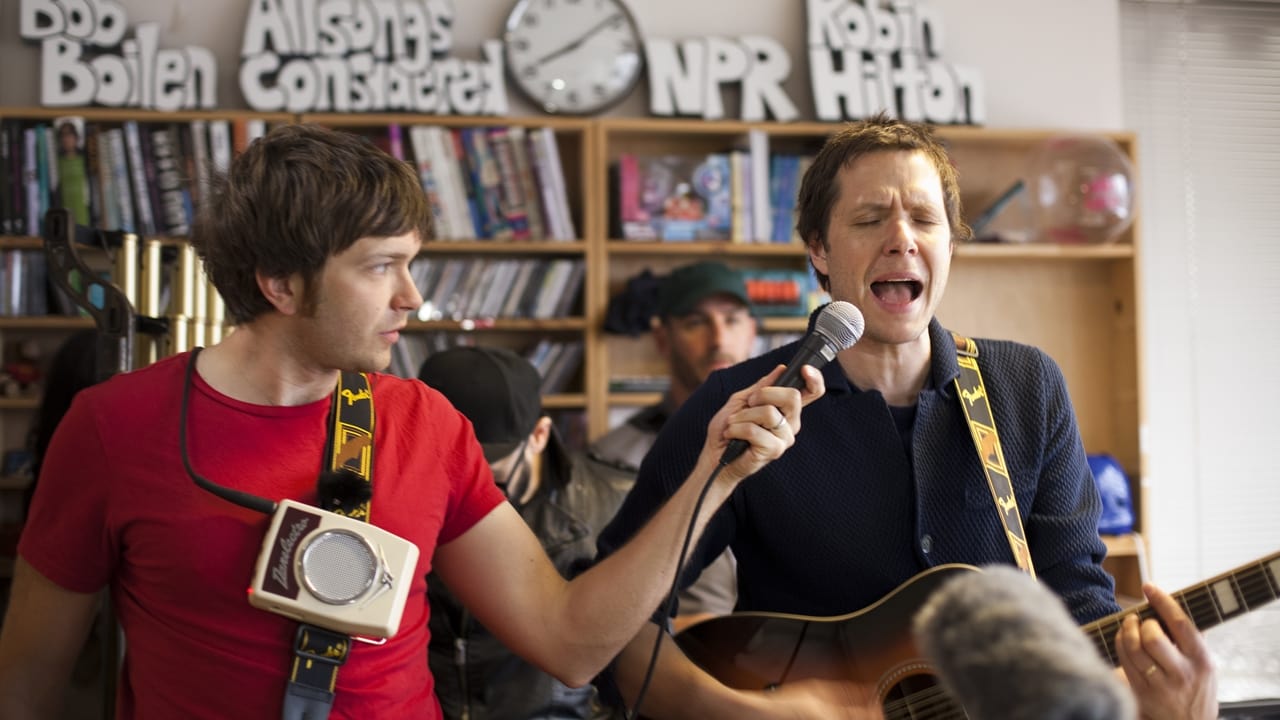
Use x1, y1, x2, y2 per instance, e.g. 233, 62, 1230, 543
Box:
248, 499, 420, 639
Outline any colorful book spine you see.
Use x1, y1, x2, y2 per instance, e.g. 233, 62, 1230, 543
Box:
104, 128, 137, 233
487, 127, 531, 240
407, 124, 448, 239
122, 121, 157, 236
150, 125, 192, 236
506, 127, 546, 240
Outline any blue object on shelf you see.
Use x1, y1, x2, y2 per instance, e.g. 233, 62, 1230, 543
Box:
1088, 454, 1134, 535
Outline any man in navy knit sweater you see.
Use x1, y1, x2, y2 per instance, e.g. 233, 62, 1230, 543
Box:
596, 113, 1218, 719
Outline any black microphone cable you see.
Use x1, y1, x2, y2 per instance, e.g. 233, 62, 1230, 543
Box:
623, 455, 728, 720
180, 346, 277, 515
622, 301, 864, 717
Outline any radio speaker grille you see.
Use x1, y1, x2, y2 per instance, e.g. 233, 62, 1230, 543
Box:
299, 529, 378, 604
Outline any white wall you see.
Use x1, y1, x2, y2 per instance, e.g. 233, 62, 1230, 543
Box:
1121, 1, 1280, 597
6, 0, 1235, 591
0, 0, 1125, 128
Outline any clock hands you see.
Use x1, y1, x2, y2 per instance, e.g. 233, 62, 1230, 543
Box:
531, 13, 622, 67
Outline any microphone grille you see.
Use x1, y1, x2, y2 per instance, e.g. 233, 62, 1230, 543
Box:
814, 301, 865, 352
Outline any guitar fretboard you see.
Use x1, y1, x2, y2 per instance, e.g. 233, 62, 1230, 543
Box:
1085, 550, 1280, 665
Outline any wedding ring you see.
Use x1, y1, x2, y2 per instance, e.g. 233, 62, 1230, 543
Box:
770, 409, 786, 430
1145, 664, 1159, 678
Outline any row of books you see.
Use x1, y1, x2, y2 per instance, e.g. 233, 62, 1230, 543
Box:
0, 116, 267, 239
0, 250, 51, 317
615, 130, 814, 244
8, 246, 587, 323
411, 256, 584, 322
741, 268, 828, 317
0, 117, 579, 246
388, 333, 583, 396
391, 123, 577, 242
605, 331, 805, 395
526, 338, 585, 395
608, 376, 671, 393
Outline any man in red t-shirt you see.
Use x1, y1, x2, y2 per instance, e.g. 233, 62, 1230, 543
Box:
0, 124, 824, 720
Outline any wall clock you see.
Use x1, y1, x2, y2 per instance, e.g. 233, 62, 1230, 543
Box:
503, 0, 645, 115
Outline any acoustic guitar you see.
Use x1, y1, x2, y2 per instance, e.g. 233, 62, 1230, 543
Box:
671, 550, 1280, 719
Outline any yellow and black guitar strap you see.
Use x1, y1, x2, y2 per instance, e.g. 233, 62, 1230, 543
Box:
951, 332, 1036, 578
282, 371, 374, 720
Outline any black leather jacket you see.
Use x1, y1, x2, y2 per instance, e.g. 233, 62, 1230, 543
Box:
427, 437, 629, 720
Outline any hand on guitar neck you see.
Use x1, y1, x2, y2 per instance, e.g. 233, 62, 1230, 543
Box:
1114, 583, 1218, 720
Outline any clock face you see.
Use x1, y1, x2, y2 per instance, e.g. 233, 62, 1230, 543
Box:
504, 0, 644, 115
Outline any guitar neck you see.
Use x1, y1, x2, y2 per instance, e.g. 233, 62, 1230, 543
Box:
1084, 550, 1280, 666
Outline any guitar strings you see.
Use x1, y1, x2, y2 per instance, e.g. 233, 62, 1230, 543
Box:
881, 683, 968, 719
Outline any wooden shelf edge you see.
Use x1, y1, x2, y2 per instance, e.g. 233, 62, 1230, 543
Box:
0, 475, 32, 491
0, 316, 96, 330
299, 113, 592, 132
406, 318, 586, 332
957, 242, 1134, 260
760, 317, 810, 333
0, 237, 44, 249
603, 241, 1132, 260
608, 392, 663, 406
594, 118, 1136, 146
607, 241, 808, 257
0, 107, 292, 123
1101, 532, 1144, 557
597, 117, 835, 136
0, 397, 39, 410
0, 234, 191, 247
542, 393, 586, 409
423, 240, 587, 254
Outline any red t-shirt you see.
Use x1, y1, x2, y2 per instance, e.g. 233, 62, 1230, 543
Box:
21, 353, 505, 718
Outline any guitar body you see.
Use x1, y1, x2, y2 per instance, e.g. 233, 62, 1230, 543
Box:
674, 564, 977, 718
668, 549, 1280, 719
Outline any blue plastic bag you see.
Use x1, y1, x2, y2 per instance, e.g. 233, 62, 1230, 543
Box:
1088, 454, 1134, 535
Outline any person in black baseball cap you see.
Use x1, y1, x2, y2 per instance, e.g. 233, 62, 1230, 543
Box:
419, 345, 545, 456
418, 346, 627, 719
418, 346, 553, 503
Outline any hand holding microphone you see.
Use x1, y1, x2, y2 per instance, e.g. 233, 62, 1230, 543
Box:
717, 301, 864, 466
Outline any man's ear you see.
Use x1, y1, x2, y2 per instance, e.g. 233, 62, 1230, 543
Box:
806, 236, 829, 276
257, 271, 303, 315
528, 416, 553, 454
651, 316, 671, 357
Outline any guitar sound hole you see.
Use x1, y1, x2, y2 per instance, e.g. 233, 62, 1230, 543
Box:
883, 674, 967, 719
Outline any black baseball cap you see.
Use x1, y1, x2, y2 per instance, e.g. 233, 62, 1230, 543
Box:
418, 347, 542, 462
656, 261, 754, 318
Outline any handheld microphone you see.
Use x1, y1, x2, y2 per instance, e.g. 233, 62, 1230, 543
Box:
719, 301, 864, 465
912, 565, 1137, 720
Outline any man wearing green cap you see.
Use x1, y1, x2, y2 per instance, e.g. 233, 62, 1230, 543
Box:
587, 261, 758, 627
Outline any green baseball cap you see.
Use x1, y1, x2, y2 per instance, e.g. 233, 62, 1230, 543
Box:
656, 261, 754, 318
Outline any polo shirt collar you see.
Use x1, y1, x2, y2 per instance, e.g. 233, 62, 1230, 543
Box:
805, 306, 961, 399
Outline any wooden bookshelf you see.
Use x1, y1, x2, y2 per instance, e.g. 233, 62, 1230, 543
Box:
591, 117, 1145, 596
1, 107, 1148, 602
